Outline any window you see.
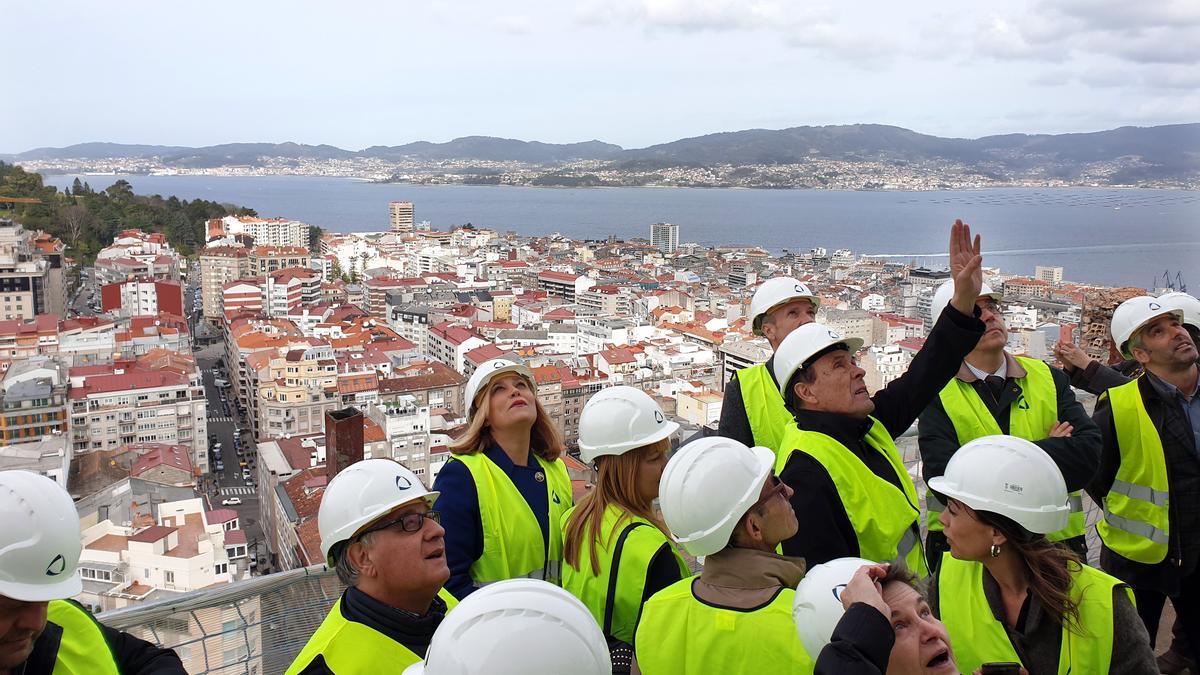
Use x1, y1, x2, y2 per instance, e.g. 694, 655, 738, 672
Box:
164, 571, 175, 584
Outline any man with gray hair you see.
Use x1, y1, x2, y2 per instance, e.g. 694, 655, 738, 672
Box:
288, 459, 457, 674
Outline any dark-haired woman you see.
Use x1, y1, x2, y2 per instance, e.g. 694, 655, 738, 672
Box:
929, 435, 1156, 674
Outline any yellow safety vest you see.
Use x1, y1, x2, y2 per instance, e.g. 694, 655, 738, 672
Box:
1097, 379, 1171, 564
635, 577, 814, 675
737, 362, 794, 457
777, 417, 928, 577
938, 553, 1129, 675
45, 600, 121, 675
449, 451, 574, 586
286, 588, 458, 674
561, 503, 690, 645
932, 357, 1085, 542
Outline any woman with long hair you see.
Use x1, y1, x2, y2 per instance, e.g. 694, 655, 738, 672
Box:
561, 386, 689, 671
432, 358, 573, 599
928, 435, 1156, 674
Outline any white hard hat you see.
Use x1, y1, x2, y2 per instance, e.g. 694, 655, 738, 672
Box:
792, 557, 876, 658
577, 386, 679, 464
751, 277, 820, 336
318, 459, 439, 566
464, 358, 535, 417
772, 322, 866, 396
657, 436, 776, 557
927, 435, 1068, 534
402, 579, 611, 675
930, 279, 1003, 318
1111, 295, 1184, 358
0, 471, 83, 602
1158, 292, 1200, 331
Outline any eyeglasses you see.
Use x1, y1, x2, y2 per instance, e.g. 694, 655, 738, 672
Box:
359, 510, 440, 538
751, 475, 789, 511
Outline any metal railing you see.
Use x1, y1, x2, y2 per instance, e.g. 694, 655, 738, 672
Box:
98, 565, 343, 675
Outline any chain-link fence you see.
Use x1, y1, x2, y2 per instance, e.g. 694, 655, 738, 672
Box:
98, 565, 342, 675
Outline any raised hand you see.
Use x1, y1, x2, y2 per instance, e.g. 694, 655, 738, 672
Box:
948, 219, 983, 316
839, 564, 891, 616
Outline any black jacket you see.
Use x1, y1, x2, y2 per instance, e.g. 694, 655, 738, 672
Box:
778, 305, 984, 564
1090, 373, 1200, 595
1067, 358, 1142, 396
918, 358, 1101, 494
717, 355, 777, 448
22, 600, 186, 675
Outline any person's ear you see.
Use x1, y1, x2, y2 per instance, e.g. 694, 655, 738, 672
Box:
793, 377, 818, 407
990, 528, 1008, 548
1129, 345, 1151, 365
347, 540, 376, 579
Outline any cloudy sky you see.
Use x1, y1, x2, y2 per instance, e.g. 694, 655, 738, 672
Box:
3, 0, 1197, 152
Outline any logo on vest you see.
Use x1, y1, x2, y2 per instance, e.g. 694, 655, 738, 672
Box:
654, 410, 664, 424
46, 554, 66, 577
1016, 395, 1030, 410
534, 471, 545, 483
396, 474, 413, 490
552, 492, 561, 505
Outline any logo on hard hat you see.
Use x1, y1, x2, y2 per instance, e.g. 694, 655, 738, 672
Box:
1149, 302, 1161, 310
396, 475, 413, 490
46, 554, 66, 577
832, 583, 847, 601
1003, 482, 1024, 494
654, 410, 664, 424
828, 330, 841, 340
494, 361, 506, 369
794, 284, 806, 294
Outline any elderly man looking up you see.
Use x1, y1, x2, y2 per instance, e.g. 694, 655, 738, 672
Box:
288, 459, 457, 674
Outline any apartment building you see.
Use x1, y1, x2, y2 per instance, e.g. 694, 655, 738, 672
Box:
427, 322, 488, 373
68, 352, 208, 473
100, 278, 185, 318
364, 397, 432, 477
200, 246, 252, 324
0, 355, 69, 443
215, 215, 309, 249
0, 218, 67, 320
377, 361, 466, 417
255, 344, 340, 440
250, 245, 311, 275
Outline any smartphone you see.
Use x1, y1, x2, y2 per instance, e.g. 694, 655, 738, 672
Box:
980, 663, 1021, 675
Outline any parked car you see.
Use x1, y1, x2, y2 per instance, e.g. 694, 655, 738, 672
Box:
221, 497, 242, 506
215, 462, 224, 471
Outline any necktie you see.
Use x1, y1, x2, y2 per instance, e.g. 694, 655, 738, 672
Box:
985, 375, 1006, 401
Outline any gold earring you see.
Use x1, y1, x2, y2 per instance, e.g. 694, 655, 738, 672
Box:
990, 543, 1001, 558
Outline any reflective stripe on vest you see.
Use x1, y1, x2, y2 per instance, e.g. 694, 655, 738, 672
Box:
450, 452, 574, 585
286, 588, 459, 675
937, 553, 1128, 675
777, 417, 928, 577
1097, 379, 1171, 564
932, 357, 1085, 542
737, 363, 793, 457
45, 600, 120, 675
560, 503, 690, 645
634, 577, 814, 675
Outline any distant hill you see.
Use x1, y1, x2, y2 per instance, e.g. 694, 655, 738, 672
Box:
361, 137, 623, 163
616, 123, 1200, 180
3, 137, 624, 165
6, 124, 1197, 182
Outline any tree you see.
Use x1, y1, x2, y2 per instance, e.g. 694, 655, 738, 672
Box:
71, 177, 84, 195
58, 204, 92, 248
330, 258, 343, 281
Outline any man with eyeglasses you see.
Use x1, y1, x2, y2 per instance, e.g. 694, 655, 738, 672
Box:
917, 279, 1100, 571
288, 459, 458, 674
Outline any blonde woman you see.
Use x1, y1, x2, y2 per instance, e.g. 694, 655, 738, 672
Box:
561, 387, 689, 670
433, 358, 573, 599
